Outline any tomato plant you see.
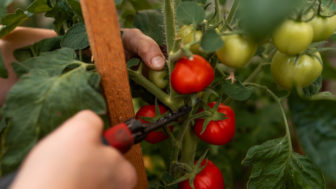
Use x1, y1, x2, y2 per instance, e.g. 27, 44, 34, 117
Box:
171, 55, 214, 94
216, 34, 257, 68
271, 51, 323, 90
135, 104, 173, 143
194, 102, 235, 145
179, 159, 225, 189
272, 20, 313, 55
309, 15, 336, 42
1, 0, 336, 188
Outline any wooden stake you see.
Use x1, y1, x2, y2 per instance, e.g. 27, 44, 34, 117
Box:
80, 1, 148, 188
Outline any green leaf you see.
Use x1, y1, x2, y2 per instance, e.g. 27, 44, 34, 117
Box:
243, 137, 326, 188
0, 0, 13, 18
0, 54, 8, 78
134, 10, 165, 46
1, 63, 105, 174
288, 92, 336, 180
176, 1, 205, 25
238, 0, 303, 41
221, 80, 253, 101
0, 9, 30, 38
303, 76, 322, 97
27, 0, 52, 14
319, 0, 336, 17
61, 23, 89, 50
45, 0, 74, 34
12, 48, 77, 77
66, 0, 82, 19
127, 58, 140, 69
200, 29, 223, 53
115, 0, 124, 6
13, 36, 62, 62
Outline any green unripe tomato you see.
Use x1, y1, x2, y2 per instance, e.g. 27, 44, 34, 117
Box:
215, 34, 257, 68
272, 20, 313, 55
177, 25, 203, 54
309, 15, 336, 42
148, 69, 168, 89
271, 51, 322, 90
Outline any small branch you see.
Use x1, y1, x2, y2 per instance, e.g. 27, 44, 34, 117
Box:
244, 82, 293, 152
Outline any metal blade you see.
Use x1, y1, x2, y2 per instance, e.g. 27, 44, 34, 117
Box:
143, 105, 191, 133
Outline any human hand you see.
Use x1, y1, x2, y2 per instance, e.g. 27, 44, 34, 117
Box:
10, 110, 137, 189
121, 28, 166, 70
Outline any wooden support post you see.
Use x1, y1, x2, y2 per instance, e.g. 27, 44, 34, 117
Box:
80, 1, 148, 188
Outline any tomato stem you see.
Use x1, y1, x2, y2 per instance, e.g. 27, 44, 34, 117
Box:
128, 69, 179, 111
180, 124, 198, 166
163, 0, 176, 54
226, 0, 240, 26
244, 82, 293, 152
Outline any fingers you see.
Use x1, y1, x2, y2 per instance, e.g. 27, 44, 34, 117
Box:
121, 28, 166, 70
102, 147, 137, 189
53, 110, 104, 143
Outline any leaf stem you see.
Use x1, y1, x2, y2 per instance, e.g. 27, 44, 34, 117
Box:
244, 82, 293, 152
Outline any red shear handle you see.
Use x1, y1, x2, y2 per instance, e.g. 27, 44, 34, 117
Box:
103, 123, 134, 153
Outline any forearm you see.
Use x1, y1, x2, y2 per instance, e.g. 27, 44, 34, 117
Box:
0, 27, 57, 106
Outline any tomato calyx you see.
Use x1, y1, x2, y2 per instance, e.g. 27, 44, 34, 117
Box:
191, 101, 227, 135
175, 152, 209, 188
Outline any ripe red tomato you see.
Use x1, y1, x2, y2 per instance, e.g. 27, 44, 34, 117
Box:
194, 102, 235, 145
135, 105, 173, 143
171, 55, 214, 94
179, 159, 225, 189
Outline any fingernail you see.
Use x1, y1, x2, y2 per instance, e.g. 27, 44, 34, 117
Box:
151, 56, 165, 69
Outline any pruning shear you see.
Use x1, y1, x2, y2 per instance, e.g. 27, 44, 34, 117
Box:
102, 104, 191, 153
0, 105, 191, 189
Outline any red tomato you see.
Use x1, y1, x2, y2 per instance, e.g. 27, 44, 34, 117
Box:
179, 159, 225, 189
194, 102, 235, 145
135, 105, 173, 143
171, 55, 215, 94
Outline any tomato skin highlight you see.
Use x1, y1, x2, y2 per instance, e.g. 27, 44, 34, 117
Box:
271, 51, 323, 90
135, 105, 173, 143
179, 159, 225, 189
216, 34, 257, 68
309, 15, 336, 42
272, 20, 313, 55
194, 102, 235, 145
171, 55, 215, 94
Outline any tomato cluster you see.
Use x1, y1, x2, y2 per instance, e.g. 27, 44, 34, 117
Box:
141, 9, 335, 188
269, 13, 336, 90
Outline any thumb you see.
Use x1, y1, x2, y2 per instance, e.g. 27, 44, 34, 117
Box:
121, 28, 166, 70
52, 110, 104, 144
